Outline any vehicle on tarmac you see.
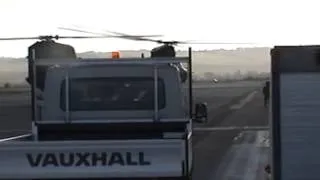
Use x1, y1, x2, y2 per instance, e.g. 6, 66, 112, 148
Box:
0, 29, 253, 179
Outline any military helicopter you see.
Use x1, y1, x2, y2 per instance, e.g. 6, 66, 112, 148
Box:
58, 27, 254, 83
0, 33, 163, 90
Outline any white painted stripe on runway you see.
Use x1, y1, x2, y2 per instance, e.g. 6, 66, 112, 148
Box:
242, 131, 266, 180
229, 91, 257, 110
0, 133, 32, 142
256, 130, 270, 147
233, 131, 244, 141
220, 131, 253, 180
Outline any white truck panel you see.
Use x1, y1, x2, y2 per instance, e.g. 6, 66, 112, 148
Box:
280, 74, 320, 179
271, 46, 320, 180
41, 64, 187, 122
0, 139, 185, 179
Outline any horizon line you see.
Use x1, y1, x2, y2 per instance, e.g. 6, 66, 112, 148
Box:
0, 46, 272, 59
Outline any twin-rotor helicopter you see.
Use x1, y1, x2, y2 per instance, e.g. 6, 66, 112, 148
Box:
0, 27, 253, 88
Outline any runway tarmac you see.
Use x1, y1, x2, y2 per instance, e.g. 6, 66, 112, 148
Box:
0, 80, 268, 179
192, 90, 269, 180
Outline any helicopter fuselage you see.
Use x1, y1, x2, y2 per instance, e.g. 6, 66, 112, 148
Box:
151, 44, 176, 58
26, 40, 77, 90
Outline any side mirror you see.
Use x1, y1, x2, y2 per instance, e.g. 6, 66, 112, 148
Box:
193, 103, 208, 123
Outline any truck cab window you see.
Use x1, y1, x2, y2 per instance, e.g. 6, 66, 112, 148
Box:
60, 77, 166, 111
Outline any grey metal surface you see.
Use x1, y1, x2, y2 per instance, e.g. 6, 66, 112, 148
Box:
273, 45, 320, 73
280, 73, 320, 180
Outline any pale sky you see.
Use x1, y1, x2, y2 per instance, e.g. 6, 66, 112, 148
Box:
0, 0, 319, 57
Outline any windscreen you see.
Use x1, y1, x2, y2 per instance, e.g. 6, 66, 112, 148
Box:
60, 77, 166, 111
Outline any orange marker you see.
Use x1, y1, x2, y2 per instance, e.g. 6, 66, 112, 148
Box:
111, 51, 120, 59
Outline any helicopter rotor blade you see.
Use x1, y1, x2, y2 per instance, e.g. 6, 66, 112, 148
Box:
101, 30, 258, 45
101, 29, 162, 43
0, 35, 129, 41
58, 27, 163, 39
176, 40, 258, 45
57, 35, 117, 39
59, 26, 163, 43
0, 37, 42, 40
58, 27, 109, 36
59, 27, 259, 45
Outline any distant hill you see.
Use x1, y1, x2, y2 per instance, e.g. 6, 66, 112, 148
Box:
0, 47, 271, 85
78, 47, 271, 73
